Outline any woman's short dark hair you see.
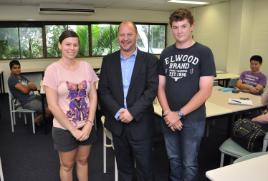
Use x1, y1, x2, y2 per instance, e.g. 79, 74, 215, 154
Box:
169, 8, 194, 26
58, 30, 79, 44
9, 58, 20, 69
250, 55, 263, 64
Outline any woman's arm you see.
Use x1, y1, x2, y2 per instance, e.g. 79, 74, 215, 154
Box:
80, 82, 98, 140
45, 86, 82, 139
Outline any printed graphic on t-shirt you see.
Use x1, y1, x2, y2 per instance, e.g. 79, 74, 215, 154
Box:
164, 54, 199, 81
20, 79, 28, 86
66, 80, 89, 128
243, 74, 259, 87
19, 78, 34, 95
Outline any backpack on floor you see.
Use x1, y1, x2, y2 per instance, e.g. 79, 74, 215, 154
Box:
231, 118, 266, 152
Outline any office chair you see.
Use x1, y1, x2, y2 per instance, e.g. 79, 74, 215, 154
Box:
219, 132, 268, 167
8, 91, 36, 134
0, 157, 4, 181
101, 116, 118, 181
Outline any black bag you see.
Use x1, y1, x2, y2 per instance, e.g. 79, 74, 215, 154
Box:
231, 118, 266, 152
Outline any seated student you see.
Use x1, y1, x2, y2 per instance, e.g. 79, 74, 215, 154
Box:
8, 59, 50, 125
236, 55, 267, 95
252, 89, 268, 123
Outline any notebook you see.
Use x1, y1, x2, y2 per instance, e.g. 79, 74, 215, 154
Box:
228, 98, 253, 106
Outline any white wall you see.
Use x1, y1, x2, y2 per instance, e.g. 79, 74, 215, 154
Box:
193, 2, 229, 71
226, 0, 253, 74
250, 0, 268, 78
225, 0, 268, 78
193, 0, 268, 78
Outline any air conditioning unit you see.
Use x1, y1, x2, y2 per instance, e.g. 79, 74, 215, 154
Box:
39, 3, 95, 15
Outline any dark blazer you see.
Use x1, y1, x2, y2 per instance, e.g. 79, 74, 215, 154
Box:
98, 49, 158, 140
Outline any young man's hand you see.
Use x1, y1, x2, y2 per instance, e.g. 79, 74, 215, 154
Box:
28, 82, 37, 90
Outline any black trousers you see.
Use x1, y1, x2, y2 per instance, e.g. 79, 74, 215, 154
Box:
112, 127, 153, 181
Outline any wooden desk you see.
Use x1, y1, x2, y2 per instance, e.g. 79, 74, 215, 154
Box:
205, 102, 232, 117
153, 101, 232, 118
215, 73, 239, 80
208, 86, 264, 113
154, 86, 264, 118
206, 154, 268, 181
215, 73, 239, 87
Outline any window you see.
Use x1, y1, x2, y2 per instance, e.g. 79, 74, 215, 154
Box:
137, 24, 149, 52
149, 25, 165, 54
68, 25, 89, 57
46, 25, 66, 58
137, 24, 166, 54
0, 28, 20, 59
92, 24, 119, 56
0, 22, 166, 60
19, 27, 43, 58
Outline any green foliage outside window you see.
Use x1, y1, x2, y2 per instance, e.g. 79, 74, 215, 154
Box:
0, 22, 166, 60
46, 25, 66, 58
92, 24, 110, 56
149, 25, 165, 54
74, 25, 89, 57
19, 28, 43, 58
0, 28, 20, 59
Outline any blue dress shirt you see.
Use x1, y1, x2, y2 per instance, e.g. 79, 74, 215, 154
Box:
114, 49, 137, 120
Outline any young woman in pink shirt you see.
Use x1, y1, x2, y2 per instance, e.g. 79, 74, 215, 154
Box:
43, 30, 98, 181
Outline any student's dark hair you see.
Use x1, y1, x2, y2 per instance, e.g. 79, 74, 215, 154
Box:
58, 30, 79, 44
169, 8, 194, 26
9, 58, 20, 69
250, 55, 263, 64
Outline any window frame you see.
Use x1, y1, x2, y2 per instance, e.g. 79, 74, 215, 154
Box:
0, 21, 167, 60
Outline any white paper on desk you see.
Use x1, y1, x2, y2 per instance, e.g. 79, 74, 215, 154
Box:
228, 98, 253, 106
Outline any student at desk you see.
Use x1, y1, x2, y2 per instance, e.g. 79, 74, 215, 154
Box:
8, 59, 50, 125
236, 55, 267, 95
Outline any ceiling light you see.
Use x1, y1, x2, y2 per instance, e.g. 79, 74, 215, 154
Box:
168, 0, 209, 5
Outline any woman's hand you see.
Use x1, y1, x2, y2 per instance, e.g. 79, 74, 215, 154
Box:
79, 122, 93, 141
70, 128, 83, 140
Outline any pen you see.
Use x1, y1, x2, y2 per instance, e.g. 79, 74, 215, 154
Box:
232, 100, 241, 103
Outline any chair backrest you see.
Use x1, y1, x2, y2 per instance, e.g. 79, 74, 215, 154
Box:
101, 116, 113, 140
262, 131, 268, 151
8, 91, 15, 113
8, 91, 22, 112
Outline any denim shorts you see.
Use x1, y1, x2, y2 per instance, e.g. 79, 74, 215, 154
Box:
52, 126, 97, 152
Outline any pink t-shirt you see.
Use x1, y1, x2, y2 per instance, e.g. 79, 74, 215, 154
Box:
43, 61, 99, 129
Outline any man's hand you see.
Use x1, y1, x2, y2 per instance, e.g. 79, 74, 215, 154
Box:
119, 109, 133, 123
27, 82, 37, 90
170, 120, 183, 131
248, 85, 259, 94
164, 111, 179, 127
